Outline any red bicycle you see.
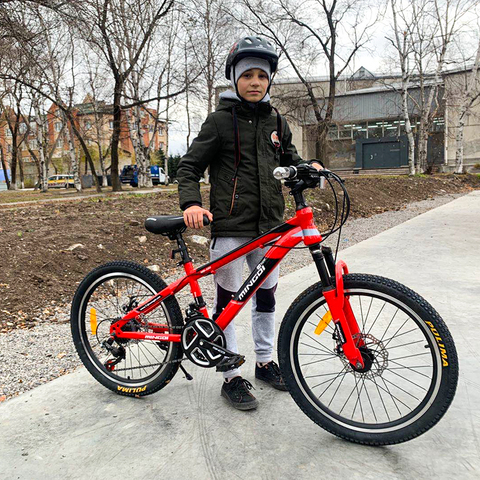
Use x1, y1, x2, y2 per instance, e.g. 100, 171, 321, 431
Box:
71, 165, 458, 445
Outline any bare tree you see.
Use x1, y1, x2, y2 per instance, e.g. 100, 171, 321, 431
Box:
233, 0, 379, 162
184, 0, 235, 114
387, 0, 416, 175
0, 3, 102, 191
408, 0, 471, 172
453, 36, 480, 172
73, 0, 174, 191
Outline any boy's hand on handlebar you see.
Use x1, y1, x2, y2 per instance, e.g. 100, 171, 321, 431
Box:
310, 161, 324, 171
183, 205, 213, 229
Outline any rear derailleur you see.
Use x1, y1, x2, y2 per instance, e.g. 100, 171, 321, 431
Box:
102, 337, 126, 371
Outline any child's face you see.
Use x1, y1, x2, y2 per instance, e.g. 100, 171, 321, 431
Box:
237, 68, 270, 102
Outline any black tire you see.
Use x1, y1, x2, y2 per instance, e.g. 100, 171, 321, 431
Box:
278, 274, 458, 445
71, 261, 184, 397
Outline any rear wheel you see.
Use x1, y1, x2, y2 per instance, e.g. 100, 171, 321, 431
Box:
71, 261, 183, 396
278, 274, 458, 445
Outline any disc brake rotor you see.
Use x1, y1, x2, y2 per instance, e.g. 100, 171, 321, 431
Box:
340, 333, 389, 380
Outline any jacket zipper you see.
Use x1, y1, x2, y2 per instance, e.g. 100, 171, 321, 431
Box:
229, 109, 259, 216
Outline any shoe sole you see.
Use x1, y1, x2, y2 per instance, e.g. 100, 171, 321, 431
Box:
255, 375, 289, 391
221, 390, 258, 410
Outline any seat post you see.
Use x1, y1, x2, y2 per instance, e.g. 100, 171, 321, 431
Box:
174, 232, 192, 265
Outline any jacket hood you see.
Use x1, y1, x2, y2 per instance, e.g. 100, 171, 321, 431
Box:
217, 90, 271, 113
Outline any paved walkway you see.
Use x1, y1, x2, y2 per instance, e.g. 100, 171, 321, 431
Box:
1, 191, 479, 479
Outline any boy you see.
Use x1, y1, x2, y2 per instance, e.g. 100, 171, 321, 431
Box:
177, 36, 322, 410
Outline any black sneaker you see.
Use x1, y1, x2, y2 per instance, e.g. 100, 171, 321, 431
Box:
255, 361, 288, 391
221, 377, 258, 411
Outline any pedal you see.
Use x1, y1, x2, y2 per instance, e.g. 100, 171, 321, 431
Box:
215, 354, 246, 372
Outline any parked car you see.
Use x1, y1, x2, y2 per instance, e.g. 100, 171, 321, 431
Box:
120, 165, 170, 187
47, 174, 75, 188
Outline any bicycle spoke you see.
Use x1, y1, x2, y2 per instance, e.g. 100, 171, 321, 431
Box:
382, 318, 410, 349
389, 352, 430, 362
301, 356, 338, 367
365, 301, 387, 336
316, 366, 349, 398
304, 332, 336, 355
363, 378, 378, 422
382, 376, 419, 401
387, 360, 432, 379
352, 376, 366, 422
384, 367, 428, 391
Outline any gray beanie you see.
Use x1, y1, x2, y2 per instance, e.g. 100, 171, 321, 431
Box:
231, 57, 271, 88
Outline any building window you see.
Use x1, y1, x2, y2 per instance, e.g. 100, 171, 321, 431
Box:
367, 121, 383, 139
158, 127, 164, 136
327, 124, 339, 140
352, 122, 367, 139
160, 142, 165, 151
339, 124, 353, 140
55, 122, 62, 132
19, 123, 27, 134
84, 120, 92, 130
29, 140, 38, 149
384, 121, 399, 137
432, 117, 445, 132
7, 144, 11, 153
6, 129, 12, 137
109, 120, 114, 129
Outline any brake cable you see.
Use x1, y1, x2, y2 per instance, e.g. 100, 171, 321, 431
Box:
263, 169, 351, 252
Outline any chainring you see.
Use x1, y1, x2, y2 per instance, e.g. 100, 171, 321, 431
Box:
181, 316, 226, 368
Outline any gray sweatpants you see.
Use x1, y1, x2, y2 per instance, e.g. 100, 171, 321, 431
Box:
210, 237, 280, 379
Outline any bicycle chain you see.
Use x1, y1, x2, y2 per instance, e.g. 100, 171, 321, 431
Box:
109, 355, 187, 373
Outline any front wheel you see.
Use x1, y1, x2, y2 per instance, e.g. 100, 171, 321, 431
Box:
278, 274, 458, 445
71, 261, 183, 397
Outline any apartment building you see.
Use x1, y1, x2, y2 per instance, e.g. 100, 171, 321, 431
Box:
0, 95, 168, 186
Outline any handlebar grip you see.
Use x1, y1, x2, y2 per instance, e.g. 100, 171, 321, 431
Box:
273, 166, 297, 180
202, 214, 211, 226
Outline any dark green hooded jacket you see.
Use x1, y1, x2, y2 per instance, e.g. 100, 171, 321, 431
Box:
177, 91, 302, 237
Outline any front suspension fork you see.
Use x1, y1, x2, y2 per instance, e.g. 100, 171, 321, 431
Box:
310, 245, 365, 368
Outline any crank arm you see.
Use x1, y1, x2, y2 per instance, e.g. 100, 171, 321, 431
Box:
198, 340, 238, 358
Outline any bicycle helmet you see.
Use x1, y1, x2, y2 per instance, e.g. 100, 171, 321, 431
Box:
225, 36, 278, 80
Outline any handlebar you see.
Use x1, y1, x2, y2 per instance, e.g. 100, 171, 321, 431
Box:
273, 164, 328, 188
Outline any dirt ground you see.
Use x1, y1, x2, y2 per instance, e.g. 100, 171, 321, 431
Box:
1, 173, 479, 333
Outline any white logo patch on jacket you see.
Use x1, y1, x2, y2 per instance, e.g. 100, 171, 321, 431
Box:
270, 131, 280, 148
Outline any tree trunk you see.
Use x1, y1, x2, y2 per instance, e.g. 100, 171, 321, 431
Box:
110, 84, 123, 191
401, 85, 415, 175
64, 112, 82, 192
18, 152, 25, 189
417, 121, 429, 174
33, 101, 48, 192
9, 142, 17, 190
0, 144, 11, 189
454, 108, 467, 173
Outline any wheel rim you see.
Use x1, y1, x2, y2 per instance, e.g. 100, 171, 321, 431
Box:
78, 273, 175, 386
290, 288, 442, 433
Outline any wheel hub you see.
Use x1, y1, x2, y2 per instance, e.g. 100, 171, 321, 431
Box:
340, 333, 389, 379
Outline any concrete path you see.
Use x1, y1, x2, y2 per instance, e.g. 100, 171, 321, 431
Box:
1, 191, 479, 480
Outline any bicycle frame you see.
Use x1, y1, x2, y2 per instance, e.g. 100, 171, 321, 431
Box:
110, 204, 366, 369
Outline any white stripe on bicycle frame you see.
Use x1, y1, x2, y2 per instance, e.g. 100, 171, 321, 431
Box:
292, 229, 320, 238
